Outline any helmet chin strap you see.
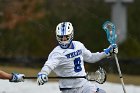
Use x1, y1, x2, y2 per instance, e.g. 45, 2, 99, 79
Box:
68, 42, 74, 49
59, 41, 73, 49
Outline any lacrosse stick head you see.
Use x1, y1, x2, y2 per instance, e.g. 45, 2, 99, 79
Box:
87, 67, 106, 84
102, 21, 117, 44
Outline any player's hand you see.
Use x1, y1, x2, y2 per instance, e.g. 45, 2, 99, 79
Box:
104, 44, 118, 56
112, 44, 118, 54
37, 72, 48, 85
9, 73, 25, 82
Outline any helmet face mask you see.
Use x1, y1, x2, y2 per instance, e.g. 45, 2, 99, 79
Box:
56, 22, 74, 49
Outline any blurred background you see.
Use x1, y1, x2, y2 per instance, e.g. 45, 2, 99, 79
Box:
0, 0, 140, 88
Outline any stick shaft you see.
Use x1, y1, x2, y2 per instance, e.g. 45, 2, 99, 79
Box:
24, 76, 86, 79
23, 72, 106, 83
114, 54, 127, 93
103, 21, 126, 92
24, 76, 96, 82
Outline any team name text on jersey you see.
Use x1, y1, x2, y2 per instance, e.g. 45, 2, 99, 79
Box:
65, 49, 82, 58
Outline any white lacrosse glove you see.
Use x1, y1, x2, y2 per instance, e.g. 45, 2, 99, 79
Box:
9, 73, 25, 82
37, 72, 48, 85
104, 44, 118, 56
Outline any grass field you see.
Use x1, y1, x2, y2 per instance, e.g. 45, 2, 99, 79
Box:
1, 66, 140, 85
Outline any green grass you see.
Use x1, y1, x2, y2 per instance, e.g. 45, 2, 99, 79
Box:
0, 66, 40, 76
1, 66, 140, 85
107, 74, 140, 85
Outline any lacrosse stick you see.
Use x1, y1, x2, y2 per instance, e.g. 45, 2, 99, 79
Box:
87, 66, 106, 84
24, 67, 106, 84
102, 21, 126, 93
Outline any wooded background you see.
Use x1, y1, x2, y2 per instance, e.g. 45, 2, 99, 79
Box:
0, 0, 140, 74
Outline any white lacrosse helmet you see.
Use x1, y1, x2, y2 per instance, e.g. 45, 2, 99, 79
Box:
56, 22, 74, 49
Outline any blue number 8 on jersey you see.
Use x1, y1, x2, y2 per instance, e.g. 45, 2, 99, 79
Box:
74, 57, 82, 72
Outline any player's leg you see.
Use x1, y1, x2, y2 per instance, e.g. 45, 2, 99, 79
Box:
61, 88, 78, 93
61, 90, 68, 93
82, 81, 106, 93
60, 81, 106, 93
96, 88, 106, 93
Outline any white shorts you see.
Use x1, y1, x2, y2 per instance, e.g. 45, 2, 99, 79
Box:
60, 81, 106, 93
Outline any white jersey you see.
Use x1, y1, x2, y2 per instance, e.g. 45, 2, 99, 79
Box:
40, 41, 107, 88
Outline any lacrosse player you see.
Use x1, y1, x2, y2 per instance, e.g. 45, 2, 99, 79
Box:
37, 22, 118, 93
0, 70, 24, 82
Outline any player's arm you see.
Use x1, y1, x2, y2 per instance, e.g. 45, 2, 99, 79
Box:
0, 70, 12, 79
37, 52, 62, 85
0, 70, 24, 82
83, 49, 106, 63
82, 44, 118, 63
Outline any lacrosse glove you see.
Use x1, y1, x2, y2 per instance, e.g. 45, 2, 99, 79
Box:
37, 72, 48, 85
104, 44, 118, 56
9, 73, 25, 82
